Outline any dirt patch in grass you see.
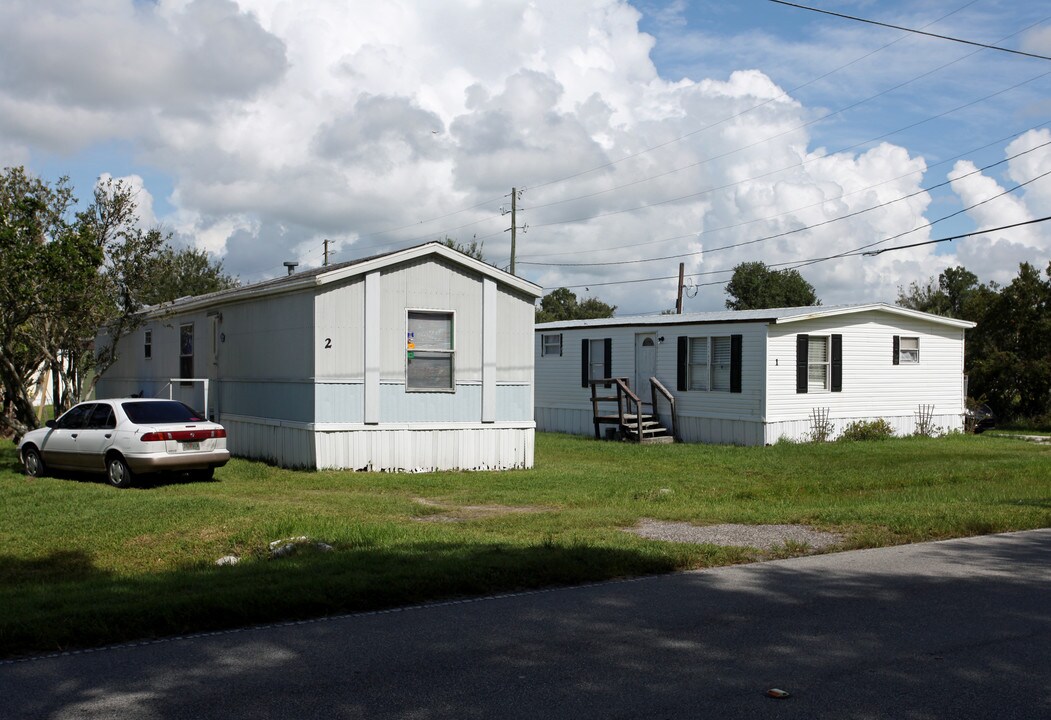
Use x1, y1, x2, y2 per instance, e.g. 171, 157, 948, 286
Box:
412, 497, 550, 523
625, 519, 844, 551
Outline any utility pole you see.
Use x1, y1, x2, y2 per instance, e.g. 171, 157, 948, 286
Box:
503, 187, 526, 275
323, 239, 332, 267
676, 262, 685, 314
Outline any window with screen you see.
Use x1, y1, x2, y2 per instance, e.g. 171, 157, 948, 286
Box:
407, 311, 454, 391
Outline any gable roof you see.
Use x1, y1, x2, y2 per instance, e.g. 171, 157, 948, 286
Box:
144, 242, 542, 316
535, 303, 976, 330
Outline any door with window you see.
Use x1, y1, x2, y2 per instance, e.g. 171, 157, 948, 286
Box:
635, 333, 657, 408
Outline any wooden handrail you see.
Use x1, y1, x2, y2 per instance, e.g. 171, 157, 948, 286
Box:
649, 377, 678, 442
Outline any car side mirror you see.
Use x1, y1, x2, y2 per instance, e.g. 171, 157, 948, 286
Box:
45, 419, 56, 429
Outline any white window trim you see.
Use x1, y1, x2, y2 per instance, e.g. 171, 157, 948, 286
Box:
899, 336, 920, 364
541, 333, 562, 357
688, 336, 733, 392
405, 308, 456, 393
808, 334, 830, 393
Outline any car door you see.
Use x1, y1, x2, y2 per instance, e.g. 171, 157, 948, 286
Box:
74, 403, 118, 472
38, 404, 94, 470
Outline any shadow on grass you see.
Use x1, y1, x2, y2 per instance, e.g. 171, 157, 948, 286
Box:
1, 531, 1048, 720
0, 550, 105, 585
0, 540, 688, 660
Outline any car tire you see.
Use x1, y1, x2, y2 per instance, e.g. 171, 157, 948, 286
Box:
106, 455, 135, 489
22, 447, 46, 477
193, 467, 215, 482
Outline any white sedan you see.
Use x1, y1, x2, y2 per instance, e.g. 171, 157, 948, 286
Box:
18, 398, 230, 488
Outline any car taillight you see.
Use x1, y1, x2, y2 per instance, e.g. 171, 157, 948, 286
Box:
140, 428, 227, 442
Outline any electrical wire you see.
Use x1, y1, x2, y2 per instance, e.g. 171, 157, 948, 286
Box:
518, 138, 1051, 267
545, 166, 1051, 291
768, 1, 1051, 62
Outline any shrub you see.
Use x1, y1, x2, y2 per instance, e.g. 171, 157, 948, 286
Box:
839, 419, 895, 442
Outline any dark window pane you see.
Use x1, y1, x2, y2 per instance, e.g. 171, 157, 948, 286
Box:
407, 353, 452, 389
122, 401, 204, 424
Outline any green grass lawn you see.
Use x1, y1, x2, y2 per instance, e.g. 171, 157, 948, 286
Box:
1, 431, 1049, 658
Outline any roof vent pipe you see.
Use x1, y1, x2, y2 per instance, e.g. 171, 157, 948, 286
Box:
283, 261, 298, 276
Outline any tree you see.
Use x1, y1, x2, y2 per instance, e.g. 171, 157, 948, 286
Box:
0, 168, 165, 438
139, 245, 239, 306
440, 236, 485, 262
967, 262, 1051, 420
899, 262, 1051, 422
724, 262, 820, 310
535, 287, 616, 323
896, 265, 982, 318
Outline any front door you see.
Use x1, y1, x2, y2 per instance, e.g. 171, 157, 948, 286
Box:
635, 333, 657, 408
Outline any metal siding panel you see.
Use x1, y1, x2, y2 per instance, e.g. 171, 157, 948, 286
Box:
315, 278, 365, 379
364, 271, 380, 424
482, 278, 497, 422
313, 426, 534, 471
379, 383, 481, 422
315, 383, 365, 423
380, 258, 484, 381
496, 286, 535, 383
220, 381, 314, 423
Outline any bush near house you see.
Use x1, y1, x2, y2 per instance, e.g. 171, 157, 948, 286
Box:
1, 431, 1048, 658
839, 419, 896, 442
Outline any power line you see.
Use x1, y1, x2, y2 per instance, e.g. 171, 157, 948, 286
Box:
862, 216, 1051, 256
518, 138, 1051, 268
545, 166, 1051, 291
768, 1, 1051, 62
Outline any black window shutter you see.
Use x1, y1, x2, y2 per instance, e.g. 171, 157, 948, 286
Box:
796, 334, 809, 394
603, 338, 612, 388
581, 338, 589, 388
831, 334, 843, 392
559, 335, 563, 357
892, 335, 900, 366
730, 334, 743, 393
677, 337, 688, 391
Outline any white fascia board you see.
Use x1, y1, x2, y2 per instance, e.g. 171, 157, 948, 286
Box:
316, 242, 543, 297
140, 277, 317, 318
772, 303, 976, 329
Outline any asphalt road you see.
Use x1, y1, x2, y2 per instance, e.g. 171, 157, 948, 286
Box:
2, 529, 1049, 719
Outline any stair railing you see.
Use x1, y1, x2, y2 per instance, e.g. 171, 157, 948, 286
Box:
611, 377, 644, 442
649, 377, 678, 442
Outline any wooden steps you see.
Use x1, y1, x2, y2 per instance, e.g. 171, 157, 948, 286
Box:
589, 377, 676, 444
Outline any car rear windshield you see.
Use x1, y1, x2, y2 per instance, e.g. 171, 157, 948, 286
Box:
121, 401, 205, 424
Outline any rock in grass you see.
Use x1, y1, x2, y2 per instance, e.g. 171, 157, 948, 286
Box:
216, 555, 240, 566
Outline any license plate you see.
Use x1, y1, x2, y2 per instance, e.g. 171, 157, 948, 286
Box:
181, 441, 201, 451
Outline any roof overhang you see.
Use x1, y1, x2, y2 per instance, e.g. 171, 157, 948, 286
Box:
140, 242, 542, 318
770, 303, 976, 329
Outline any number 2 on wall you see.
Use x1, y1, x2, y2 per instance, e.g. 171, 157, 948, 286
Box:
324, 338, 332, 349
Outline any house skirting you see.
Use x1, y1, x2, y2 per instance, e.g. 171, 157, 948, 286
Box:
223, 414, 535, 471
535, 407, 965, 446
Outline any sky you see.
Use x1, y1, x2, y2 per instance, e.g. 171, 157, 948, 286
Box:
2, 0, 1049, 315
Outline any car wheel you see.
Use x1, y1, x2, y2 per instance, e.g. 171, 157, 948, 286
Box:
106, 455, 135, 489
22, 447, 46, 477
